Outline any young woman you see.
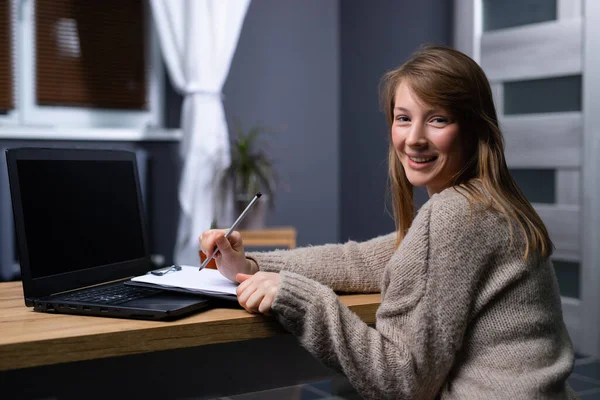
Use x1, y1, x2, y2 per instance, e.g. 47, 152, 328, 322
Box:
200, 45, 576, 399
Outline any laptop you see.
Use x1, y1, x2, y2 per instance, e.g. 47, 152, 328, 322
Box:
6, 147, 210, 320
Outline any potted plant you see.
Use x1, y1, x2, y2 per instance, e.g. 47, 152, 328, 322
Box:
220, 119, 276, 230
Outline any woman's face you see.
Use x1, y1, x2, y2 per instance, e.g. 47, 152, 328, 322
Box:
391, 82, 464, 196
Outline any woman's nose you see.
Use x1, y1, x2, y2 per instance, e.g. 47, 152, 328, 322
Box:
405, 124, 427, 147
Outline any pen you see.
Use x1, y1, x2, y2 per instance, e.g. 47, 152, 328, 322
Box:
199, 192, 262, 271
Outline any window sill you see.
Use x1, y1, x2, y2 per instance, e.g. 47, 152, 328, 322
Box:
0, 126, 182, 142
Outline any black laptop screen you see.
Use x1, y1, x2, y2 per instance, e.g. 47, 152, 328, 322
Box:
16, 159, 146, 279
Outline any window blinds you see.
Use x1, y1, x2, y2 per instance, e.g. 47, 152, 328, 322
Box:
0, 0, 13, 112
35, 0, 147, 110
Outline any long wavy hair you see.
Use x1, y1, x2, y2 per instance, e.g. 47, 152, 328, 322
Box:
380, 45, 552, 260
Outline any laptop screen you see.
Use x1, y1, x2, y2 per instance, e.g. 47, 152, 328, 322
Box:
16, 159, 146, 279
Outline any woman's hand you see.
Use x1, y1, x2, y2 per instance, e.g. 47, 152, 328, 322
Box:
199, 229, 258, 282
236, 272, 280, 315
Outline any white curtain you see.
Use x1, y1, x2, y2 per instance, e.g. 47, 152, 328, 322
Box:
151, 0, 251, 265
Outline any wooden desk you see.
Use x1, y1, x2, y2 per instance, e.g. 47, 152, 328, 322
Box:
239, 226, 297, 249
0, 281, 380, 371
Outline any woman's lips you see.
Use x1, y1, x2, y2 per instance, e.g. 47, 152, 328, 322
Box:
406, 155, 438, 170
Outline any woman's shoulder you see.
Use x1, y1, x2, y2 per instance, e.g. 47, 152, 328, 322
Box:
428, 185, 471, 212
419, 184, 529, 263
422, 183, 511, 239
425, 183, 488, 217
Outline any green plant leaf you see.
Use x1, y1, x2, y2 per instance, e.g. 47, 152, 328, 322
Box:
225, 118, 278, 209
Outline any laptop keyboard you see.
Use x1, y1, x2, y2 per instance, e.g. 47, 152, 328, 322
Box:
58, 283, 161, 305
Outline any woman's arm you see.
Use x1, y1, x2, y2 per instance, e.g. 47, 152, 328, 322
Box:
269, 202, 439, 399
246, 232, 396, 293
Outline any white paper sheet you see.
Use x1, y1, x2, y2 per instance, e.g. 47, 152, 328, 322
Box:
132, 265, 238, 296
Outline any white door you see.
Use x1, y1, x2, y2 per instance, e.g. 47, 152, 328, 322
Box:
454, 0, 600, 356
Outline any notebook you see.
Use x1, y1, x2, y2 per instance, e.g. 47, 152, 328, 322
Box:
6, 147, 211, 320
127, 266, 238, 301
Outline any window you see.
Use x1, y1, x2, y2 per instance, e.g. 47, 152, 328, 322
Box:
483, 0, 557, 32
509, 169, 556, 204
503, 75, 582, 115
2, 0, 163, 132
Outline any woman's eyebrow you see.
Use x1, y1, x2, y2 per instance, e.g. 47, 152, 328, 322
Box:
394, 106, 447, 115
428, 109, 449, 115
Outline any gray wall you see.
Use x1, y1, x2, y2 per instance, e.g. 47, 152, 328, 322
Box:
340, 0, 453, 242
226, 0, 340, 246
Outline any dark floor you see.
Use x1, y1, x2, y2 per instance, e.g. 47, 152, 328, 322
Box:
217, 355, 600, 400
215, 376, 361, 400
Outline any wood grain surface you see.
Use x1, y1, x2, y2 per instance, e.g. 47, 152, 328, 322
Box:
0, 281, 380, 371
239, 226, 297, 249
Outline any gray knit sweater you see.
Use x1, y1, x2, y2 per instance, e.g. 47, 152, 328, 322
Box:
247, 186, 576, 399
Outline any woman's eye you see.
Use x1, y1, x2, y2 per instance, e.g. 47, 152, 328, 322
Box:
430, 117, 449, 125
395, 116, 410, 122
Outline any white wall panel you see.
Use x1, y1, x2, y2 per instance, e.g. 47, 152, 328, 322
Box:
453, 0, 479, 60
455, 0, 589, 354
491, 83, 503, 115
556, 169, 580, 205
558, 0, 583, 20
535, 204, 580, 261
481, 19, 582, 82
502, 112, 582, 168
580, 0, 600, 357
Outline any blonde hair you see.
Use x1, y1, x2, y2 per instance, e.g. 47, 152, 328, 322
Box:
380, 45, 552, 260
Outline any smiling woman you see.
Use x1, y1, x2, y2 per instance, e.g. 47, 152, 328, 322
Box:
380, 46, 553, 258
391, 83, 463, 196
198, 45, 577, 399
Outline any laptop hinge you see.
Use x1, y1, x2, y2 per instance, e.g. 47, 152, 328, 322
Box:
48, 277, 132, 298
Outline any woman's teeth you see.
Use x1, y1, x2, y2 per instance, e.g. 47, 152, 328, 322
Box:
409, 156, 436, 163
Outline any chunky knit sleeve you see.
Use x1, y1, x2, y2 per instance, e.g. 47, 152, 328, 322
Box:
270, 201, 437, 399
269, 189, 575, 399
246, 232, 396, 293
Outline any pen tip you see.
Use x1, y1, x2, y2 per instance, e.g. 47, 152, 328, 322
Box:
256, 192, 262, 198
